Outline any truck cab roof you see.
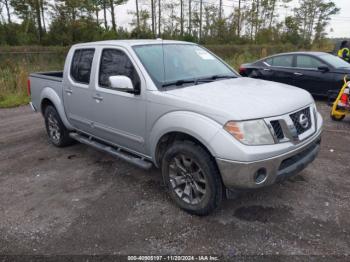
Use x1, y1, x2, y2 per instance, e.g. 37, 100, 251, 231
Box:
72, 39, 195, 48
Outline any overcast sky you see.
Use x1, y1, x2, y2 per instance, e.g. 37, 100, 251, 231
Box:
113, 0, 350, 38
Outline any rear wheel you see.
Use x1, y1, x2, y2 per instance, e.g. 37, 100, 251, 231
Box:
162, 141, 222, 216
44, 105, 74, 147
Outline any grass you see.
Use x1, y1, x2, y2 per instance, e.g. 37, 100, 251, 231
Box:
0, 93, 30, 108
0, 44, 334, 108
0, 48, 66, 108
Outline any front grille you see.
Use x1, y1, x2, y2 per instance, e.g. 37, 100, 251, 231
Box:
270, 120, 284, 139
290, 107, 311, 135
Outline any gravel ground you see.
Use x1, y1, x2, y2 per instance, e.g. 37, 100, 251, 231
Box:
0, 101, 349, 259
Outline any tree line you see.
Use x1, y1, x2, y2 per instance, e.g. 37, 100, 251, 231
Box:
0, 0, 340, 46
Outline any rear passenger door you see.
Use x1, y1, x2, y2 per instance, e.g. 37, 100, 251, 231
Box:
90, 47, 147, 154
63, 48, 95, 133
266, 55, 296, 86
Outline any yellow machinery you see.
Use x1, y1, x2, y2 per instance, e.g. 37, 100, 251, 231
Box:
331, 75, 350, 121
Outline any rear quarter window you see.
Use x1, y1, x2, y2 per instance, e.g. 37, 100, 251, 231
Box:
70, 49, 95, 84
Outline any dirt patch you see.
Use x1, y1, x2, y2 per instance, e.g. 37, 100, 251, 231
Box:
234, 205, 292, 223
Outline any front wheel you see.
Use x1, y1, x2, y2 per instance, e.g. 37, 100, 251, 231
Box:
162, 141, 223, 216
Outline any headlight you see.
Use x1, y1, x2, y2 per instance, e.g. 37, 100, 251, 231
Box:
224, 120, 275, 145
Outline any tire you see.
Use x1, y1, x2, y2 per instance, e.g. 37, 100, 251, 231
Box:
331, 113, 345, 121
44, 105, 74, 147
161, 141, 223, 216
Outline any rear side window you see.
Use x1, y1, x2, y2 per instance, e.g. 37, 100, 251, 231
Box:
296, 55, 326, 69
267, 55, 294, 67
70, 49, 95, 84
99, 49, 140, 91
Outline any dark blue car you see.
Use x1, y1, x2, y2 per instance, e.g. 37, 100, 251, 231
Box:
240, 52, 350, 96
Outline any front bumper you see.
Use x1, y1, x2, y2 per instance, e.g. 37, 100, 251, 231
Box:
216, 129, 322, 189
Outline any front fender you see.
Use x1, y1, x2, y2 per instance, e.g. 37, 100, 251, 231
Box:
148, 111, 223, 165
40, 87, 74, 130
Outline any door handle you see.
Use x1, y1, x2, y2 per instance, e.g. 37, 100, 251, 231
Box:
263, 68, 271, 71
294, 72, 303, 76
65, 89, 73, 95
92, 94, 103, 102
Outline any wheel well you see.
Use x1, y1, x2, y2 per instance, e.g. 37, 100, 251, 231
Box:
41, 98, 54, 115
155, 132, 215, 168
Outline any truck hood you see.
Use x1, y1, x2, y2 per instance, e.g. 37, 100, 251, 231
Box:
164, 77, 314, 120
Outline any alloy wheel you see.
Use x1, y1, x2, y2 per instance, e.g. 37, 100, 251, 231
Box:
168, 154, 207, 205
47, 113, 61, 143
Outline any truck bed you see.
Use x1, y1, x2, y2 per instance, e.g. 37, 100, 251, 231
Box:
29, 71, 64, 112
30, 71, 63, 82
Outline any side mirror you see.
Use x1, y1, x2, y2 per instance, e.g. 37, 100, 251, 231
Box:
318, 65, 330, 72
108, 75, 134, 92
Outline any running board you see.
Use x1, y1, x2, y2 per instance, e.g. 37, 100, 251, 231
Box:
69, 133, 153, 170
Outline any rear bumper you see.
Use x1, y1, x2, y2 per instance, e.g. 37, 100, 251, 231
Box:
29, 102, 37, 112
216, 129, 322, 189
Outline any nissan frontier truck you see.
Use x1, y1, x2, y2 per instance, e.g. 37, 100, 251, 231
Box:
29, 40, 323, 215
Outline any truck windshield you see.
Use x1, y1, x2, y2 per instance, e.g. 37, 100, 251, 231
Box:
133, 44, 237, 88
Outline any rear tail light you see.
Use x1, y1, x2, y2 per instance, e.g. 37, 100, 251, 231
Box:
239, 66, 246, 75
27, 79, 31, 96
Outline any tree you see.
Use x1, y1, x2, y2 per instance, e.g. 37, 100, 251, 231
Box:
89, 0, 103, 27
150, 0, 155, 36
109, 0, 127, 33
180, 0, 183, 36
11, 0, 43, 41
188, 0, 191, 34
294, 0, 339, 45
199, 0, 202, 41
237, 0, 241, 36
158, 0, 160, 36
135, 0, 140, 32
282, 15, 302, 45
102, 0, 108, 29
0, 0, 12, 23
313, 1, 339, 43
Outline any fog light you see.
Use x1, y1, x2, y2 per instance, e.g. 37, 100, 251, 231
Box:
254, 168, 267, 184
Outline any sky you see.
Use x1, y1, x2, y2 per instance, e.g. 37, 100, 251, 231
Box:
113, 0, 350, 38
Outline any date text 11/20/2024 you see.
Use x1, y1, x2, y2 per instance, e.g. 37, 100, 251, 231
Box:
127, 255, 219, 261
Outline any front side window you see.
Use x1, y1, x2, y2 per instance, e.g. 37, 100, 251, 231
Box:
269, 55, 294, 67
133, 44, 237, 88
319, 53, 350, 69
70, 49, 95, 84
296, 55, 326, 69
99, 49, 140, 91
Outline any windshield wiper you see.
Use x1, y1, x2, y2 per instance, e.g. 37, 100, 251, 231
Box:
161, 75, 236, 88
198, 74, 236, 81
162, 79, 197, 88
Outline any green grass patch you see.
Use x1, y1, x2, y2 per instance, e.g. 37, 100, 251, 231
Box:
0, 93, 30, 108
0, 49, 66, 108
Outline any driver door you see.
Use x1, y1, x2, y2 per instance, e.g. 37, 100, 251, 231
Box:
90, 47, 147, 154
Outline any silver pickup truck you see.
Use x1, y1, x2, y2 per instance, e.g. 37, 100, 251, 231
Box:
29, 40, 323, 215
